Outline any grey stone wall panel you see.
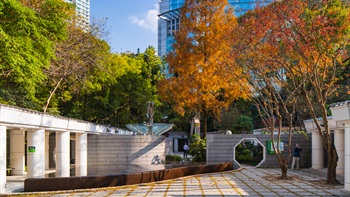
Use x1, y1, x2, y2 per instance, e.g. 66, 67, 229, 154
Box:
207, 133, 311, 168
87, 135, 166, 170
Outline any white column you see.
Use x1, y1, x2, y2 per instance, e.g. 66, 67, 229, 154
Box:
334, 129, 344, 174
75, 133, 87, 176
10, 129, 25, 175
0, 126, 7, 193
312, 130, 324, 169
174, 139, 179, 152
56, 131, 70, 177
27, 129, 45, 178
344, 124, 350, 191
45, 132, 50, 170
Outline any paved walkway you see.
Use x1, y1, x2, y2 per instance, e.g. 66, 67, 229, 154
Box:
3, 167, 347, 197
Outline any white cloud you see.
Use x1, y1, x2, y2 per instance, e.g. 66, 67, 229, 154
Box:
129, 4, 158, 33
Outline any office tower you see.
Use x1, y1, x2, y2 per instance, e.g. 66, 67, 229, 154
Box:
65, 0, 90, 27
158, 0, 271, 57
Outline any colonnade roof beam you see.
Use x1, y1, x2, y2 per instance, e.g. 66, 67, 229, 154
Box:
0, 104, 132, 135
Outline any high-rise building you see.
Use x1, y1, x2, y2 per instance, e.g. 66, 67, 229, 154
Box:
158, 0, 271, 57
65, 0, 90, 27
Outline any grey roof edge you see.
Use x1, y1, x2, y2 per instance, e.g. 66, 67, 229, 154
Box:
329, 100, 350, 108
303, 116, 333, 123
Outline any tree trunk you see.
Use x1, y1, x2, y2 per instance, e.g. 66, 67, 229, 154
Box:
202, 111, 207, 139
277, 157, 289, 179
301, 92, 339, 185
326, 145, 339, 184
280, 163, 288, 179
44, 78, 63, 113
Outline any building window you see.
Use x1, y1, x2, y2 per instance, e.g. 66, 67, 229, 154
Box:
167, 17, 180, 36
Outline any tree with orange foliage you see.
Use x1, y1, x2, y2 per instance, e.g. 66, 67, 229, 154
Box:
273, 0, 349, 185
236, 0, 350, 183
158, 0, 247, 138
235, 4, 298, 179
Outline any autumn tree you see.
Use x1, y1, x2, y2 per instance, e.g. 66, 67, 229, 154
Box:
158, 0, 247, 138
270, 0, 350, 184
236, 0, 350, 183
235, 4, 298, 179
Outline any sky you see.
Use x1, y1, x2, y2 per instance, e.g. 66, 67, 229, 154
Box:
90, 0, 159, 54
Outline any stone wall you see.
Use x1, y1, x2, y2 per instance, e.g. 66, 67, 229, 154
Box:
87, 135, 166, 174
207, 133, 311, 168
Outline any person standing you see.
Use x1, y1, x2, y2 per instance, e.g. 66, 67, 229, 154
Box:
291, 143, 302, 170
183, 143, 189, 159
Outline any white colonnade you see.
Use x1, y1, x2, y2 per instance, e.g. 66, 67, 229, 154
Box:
1, 128, 90, 193
0, 103, 134, 194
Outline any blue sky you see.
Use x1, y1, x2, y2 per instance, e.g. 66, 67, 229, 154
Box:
90, 0, 159, 54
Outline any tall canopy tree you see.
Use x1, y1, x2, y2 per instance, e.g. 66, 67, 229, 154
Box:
62, 47, 164, 127
42, 20, 111, 114
158, 0, 247, 138
0, 0, 72, 109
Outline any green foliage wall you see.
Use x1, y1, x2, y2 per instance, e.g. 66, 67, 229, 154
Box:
0, 0, 72, 109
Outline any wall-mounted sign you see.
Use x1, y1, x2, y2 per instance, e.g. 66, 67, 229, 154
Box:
266, 140, 284, 154
28, 146, 36, 153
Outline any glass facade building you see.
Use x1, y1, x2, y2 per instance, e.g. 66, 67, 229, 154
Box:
65, 0, 90, 27
158, 0, 272, 57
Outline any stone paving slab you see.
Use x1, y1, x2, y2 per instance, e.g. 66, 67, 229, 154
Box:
2, 167, 347, 197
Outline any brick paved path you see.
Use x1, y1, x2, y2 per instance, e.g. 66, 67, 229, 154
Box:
7, 167, 345, 197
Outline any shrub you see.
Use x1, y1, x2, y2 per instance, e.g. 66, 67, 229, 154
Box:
233, 115, 253, 133
188, 134, 206, 162
166, 154, 182, 163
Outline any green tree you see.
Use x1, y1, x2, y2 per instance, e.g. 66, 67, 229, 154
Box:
141, 46, 165, 88
42, 19, 111, 114
0, 0, 72, 109
212, 99, 253, 133
188, 134, 206, 162
62, 48, 165, 127
233, 115, 253, 134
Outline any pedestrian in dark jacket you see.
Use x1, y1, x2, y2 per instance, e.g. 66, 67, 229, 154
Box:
291, 143, 302, 170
